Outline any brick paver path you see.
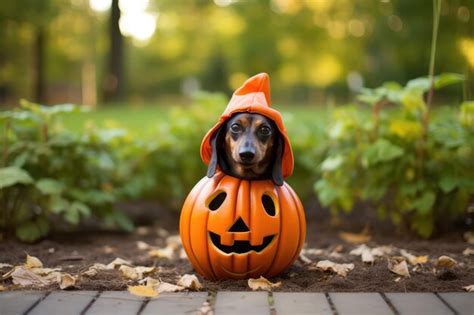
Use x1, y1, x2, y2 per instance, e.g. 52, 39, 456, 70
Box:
0, 291, 472, 315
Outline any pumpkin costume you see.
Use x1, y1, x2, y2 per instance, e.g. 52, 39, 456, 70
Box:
180, 73, 306, 280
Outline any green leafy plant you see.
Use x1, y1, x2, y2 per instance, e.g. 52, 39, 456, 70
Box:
0, 100, 133, 242
315, 73, 473, 237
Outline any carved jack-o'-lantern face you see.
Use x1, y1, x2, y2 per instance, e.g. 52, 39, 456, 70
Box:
180, 172, 306, 280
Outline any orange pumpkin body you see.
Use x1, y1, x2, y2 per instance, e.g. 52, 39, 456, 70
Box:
179, 172, 306, 280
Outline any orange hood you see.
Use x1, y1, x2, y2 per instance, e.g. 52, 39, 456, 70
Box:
200, 73, 294, 179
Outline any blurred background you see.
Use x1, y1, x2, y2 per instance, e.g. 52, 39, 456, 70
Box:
0, 0, 472, 107
1, 0, 473, 242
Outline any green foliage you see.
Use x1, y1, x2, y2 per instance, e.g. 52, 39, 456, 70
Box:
0, 101, 133, 241
315, 73, 473, 238
2, 82, 472, 241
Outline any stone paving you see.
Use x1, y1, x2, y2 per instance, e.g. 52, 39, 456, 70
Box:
0, 291, 473, 315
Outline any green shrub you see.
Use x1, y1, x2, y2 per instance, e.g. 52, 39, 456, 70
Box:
0, 100, 134, 242
314, 73, 474, 237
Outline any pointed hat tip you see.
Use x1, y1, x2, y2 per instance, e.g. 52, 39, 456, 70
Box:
234, 72, 271, 105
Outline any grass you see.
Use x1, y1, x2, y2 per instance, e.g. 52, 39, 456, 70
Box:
58, 103, 332, 138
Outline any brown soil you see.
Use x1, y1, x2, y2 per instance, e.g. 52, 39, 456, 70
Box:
0, 200, 473, 292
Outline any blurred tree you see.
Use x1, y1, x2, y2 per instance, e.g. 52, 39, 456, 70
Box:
0, 0, 57, 103
102, 0, 124, 103
0, 0, 472, 105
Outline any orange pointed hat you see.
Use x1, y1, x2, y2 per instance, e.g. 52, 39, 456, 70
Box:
200, 73, 294, 178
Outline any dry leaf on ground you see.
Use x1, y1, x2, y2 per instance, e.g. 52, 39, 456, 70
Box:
156, 282, 185, 293
8, 266, 53, 287
106, 257, 132, 269
148, 245, 175, 259
25, 255, 43, 269
462, 248, 474, 256
59, 273, 76, 289
0, 263, 13, 269
136, 241, 151, 251
310, 260, 354, 277
136, 226, 152, 236
157, 227, 170, 238
128, 285, 159, 298
177, 274, 203, 290
339, 226, 371, 244
350, 244, 392, 263
400, 249, 428, 265
119, 265, 155, 280
166, 235, 182, 247
436, 255, 457, 268
464, 231, 474, 244
102, 246, 115, 254
248, 276, 281, 291
301, 248, 325, 256
29, 267, 62, 276
137, 276, 185, 293
350, 244, 374, 263
179, 248, 188, 259
298, 253, 312, 264
0, 284, 5, 291
463, 285, 474, 292
82, 263, 108, 277
388, 257, 410, 277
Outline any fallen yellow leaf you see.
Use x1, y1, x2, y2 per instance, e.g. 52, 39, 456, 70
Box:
463, 284, 474, 292
59, 273, 76, 290
177, 274, 203, 290
156, 282, 184, 293
148, 245, 175, 259
464, 231, 474, 244
462, 248, 474, 256
0, 284, 5, 291
106, 258, 132, 269
25, 255, 43, 269
436, 255, 457, 268
128, 285, 159, 298
120, 265, 139, 280
400, 249, 428, 265
82, 263, 108, 277
311, 260, 355, 277
248, 276, 281, 291
388, 257, 410, 277
339, 226, 371, 244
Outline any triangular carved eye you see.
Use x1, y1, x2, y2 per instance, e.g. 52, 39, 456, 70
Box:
208, 192, 226, 211
228, 217, 250, 232
262, 194, 276, 216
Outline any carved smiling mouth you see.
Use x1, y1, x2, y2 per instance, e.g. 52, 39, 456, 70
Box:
209, 232, 274, 254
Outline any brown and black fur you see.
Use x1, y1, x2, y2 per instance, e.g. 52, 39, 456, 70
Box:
207, 113, 284, 186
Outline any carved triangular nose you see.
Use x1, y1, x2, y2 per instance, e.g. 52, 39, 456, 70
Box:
228, 217, 250, 232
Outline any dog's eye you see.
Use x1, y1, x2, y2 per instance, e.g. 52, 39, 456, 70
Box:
230, 124, 242, 133
258, 126, 271, 137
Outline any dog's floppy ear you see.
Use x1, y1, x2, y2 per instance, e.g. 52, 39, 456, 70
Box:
207, 126, 224, 178
272, 135, 284, 186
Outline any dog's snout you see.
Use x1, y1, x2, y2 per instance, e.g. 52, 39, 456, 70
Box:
239, 149, 255, 163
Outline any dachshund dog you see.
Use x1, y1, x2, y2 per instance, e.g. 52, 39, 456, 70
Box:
207, 113, 284, 186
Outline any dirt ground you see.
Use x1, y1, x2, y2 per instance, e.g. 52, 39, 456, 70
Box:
0, 200, 473, 292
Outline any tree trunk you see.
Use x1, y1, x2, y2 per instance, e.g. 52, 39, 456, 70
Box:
33, 27, 46, 103
102, 0, 124, 103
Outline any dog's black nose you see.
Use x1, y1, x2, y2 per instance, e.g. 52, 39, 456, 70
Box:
239, 150, 255, 162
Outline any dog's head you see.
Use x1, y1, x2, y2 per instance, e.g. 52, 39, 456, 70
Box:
207, 112, 284, 186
